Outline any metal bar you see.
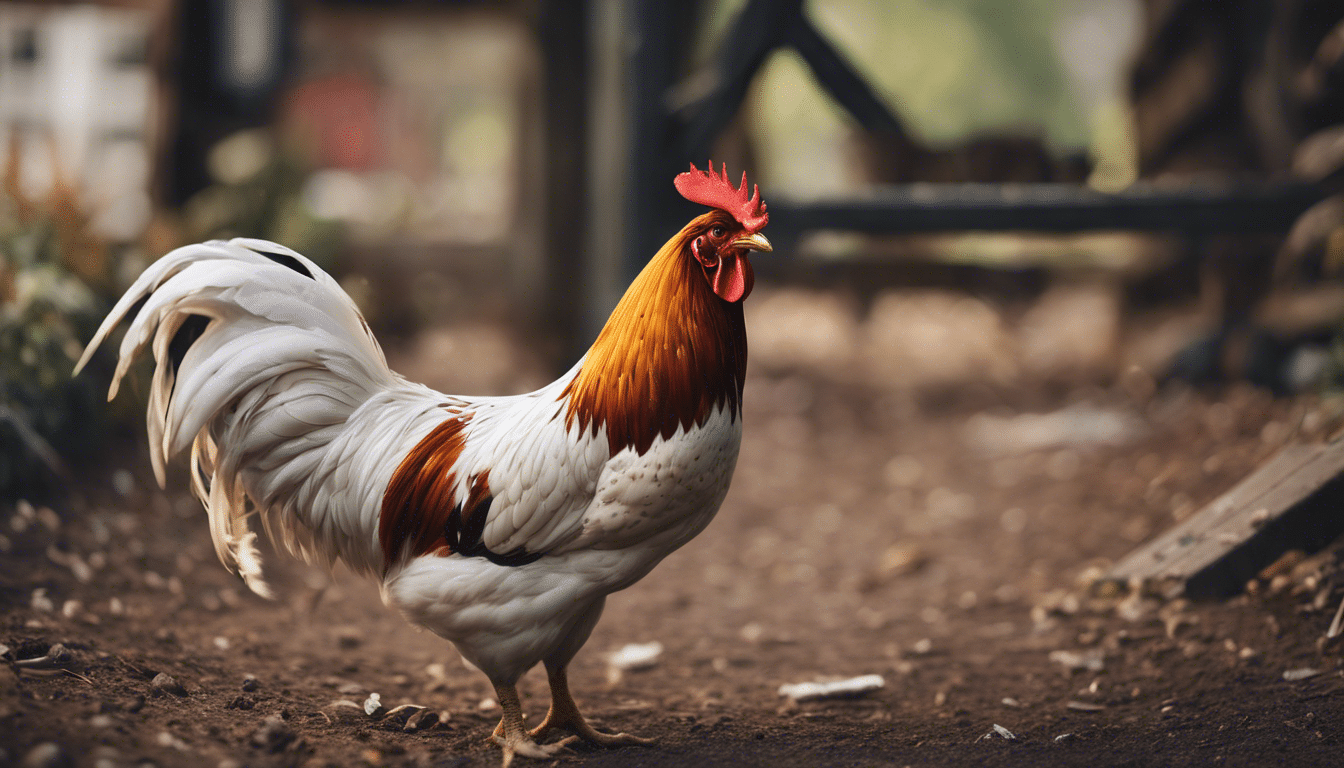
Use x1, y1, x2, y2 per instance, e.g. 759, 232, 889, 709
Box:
785, 12, 908, 140
767, 181, 1328, 237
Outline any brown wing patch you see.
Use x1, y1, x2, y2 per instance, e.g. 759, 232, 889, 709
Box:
380, 414, 478, 567
563, 212, 748, 457
379, 415, 541, 569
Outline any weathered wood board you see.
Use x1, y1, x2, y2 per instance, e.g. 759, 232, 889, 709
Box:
1109, 440, 1344, 599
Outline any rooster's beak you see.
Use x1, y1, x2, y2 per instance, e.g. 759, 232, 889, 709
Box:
732, 232, 772, 253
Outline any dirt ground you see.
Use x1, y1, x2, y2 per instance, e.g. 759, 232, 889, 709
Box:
6, 296, 1344, 767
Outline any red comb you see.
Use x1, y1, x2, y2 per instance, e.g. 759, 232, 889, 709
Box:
674, 161, 768, 233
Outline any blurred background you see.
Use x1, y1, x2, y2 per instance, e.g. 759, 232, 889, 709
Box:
4, 0, 1344, 498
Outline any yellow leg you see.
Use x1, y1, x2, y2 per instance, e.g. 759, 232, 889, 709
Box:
489, 682, 567, 768
529, 663, 654, 748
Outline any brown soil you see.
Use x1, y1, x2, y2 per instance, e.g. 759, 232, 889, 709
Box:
5, 372, 1344, 768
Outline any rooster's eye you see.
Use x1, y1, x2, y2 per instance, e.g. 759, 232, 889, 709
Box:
710, 226, 726, 239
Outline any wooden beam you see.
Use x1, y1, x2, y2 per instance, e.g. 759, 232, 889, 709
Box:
1109, 440, 1344, 599
766, 181, 1328, 244
539, 0, 589, 364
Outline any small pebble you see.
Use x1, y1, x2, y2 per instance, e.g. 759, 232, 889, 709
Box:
778, 674, 886, 702
1049, 648, 1104, 673
478, 697, 499, 712
91, 746, 122, 768
156, 731, 188, 751
739, 623, 764, 643
89, 710, 114, 731
111, 470, 135, 498
241, 675, 260, 692
225, 696, 255, 710
608, 642, 664, 670
1066, 700, 1106, 711
1283, 668, 1321, 682
46, 547, 89, 582
992, 723, 1016, 740
21, 742, 72, 768
30, 589, 54, 613
151, 672, 187, 697
363, 692, 386, 718
36, 506, 60, 532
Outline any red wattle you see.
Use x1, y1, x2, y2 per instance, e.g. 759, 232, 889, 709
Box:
711, 252, 754, 303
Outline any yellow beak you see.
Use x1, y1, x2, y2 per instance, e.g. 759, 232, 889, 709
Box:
732, 232, 773, 253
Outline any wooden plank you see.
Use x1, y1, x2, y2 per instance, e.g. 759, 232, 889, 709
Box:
767, 181, 1327, 240
1109, 440, 1344, 599
1112, 444, 1324, 578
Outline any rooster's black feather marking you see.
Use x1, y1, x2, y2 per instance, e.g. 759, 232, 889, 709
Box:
444, 497, 543, 567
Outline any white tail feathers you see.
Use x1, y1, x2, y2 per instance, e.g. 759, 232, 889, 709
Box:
79, 238, 399, 597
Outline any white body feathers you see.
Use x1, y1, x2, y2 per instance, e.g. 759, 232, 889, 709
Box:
79, 238, 742, 684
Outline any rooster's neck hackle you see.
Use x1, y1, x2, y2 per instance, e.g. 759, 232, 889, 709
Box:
564, 216, 747, 457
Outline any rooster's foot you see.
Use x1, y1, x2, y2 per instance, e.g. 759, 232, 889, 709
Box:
532, 663, 654, 748
491, 732, 569, 768
531, 717, 654, 748
489, 682, 569, 767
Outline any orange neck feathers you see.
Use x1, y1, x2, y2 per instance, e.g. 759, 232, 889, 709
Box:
563, 214, 748, 457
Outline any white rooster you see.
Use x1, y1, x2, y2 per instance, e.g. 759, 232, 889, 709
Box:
76, 163, 771, 764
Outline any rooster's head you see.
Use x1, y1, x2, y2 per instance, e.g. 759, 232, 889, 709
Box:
674, 162, 771, 303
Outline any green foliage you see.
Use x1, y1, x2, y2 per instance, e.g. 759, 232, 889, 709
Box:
725, 0, 1093, 147
0, 129, 347, 500
715, 0, 1141, 193
0, 200, 123, 498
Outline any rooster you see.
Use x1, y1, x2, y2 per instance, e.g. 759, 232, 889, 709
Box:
76, 163, 771, 764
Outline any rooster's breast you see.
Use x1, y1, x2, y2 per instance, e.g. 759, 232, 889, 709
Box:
560, 402, 743, 572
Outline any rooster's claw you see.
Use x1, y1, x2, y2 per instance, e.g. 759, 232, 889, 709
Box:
493, 733, 570, 767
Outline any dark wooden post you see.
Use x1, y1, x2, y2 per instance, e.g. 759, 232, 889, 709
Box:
539, 0, 592, 365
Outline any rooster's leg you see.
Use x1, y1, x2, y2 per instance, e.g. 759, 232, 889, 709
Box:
489, 682, 567, 767
529, 662, 654, 747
